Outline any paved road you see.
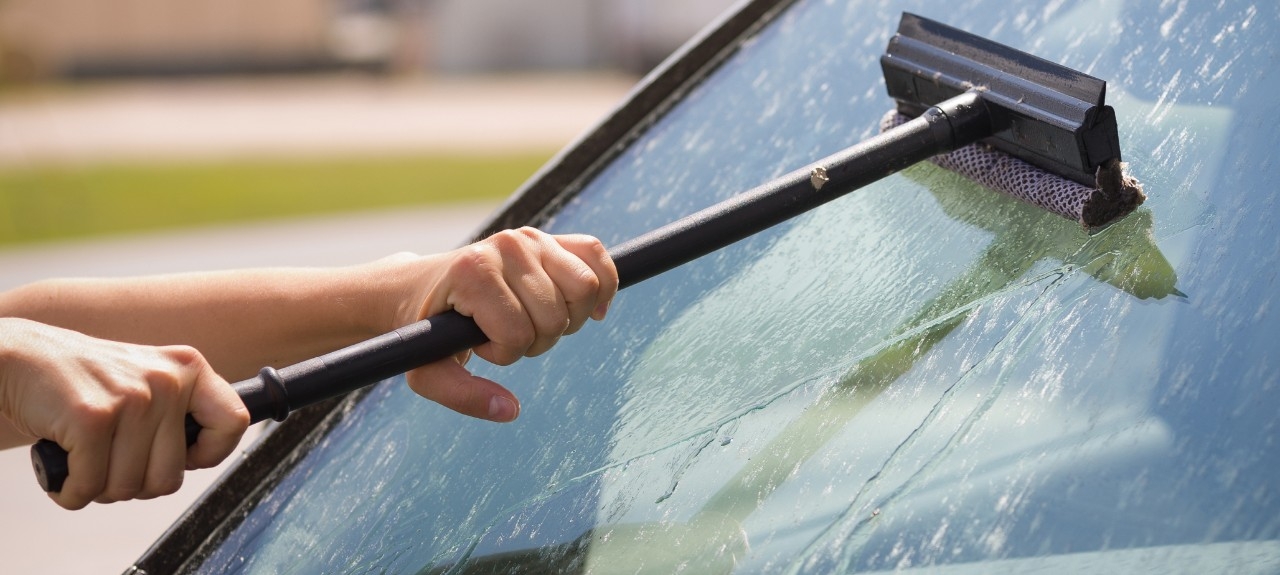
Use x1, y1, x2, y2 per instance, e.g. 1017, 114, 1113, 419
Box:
0, 72, 630, 574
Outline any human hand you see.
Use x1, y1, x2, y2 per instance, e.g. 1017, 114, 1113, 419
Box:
0, 318, 249, 509
392, 228, 618, 422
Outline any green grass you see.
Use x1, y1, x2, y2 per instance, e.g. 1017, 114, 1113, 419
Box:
0, 152, 552, 247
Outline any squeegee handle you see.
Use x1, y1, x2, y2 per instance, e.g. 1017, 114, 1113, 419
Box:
33, 91, 997, 493
611, 91, 996, 287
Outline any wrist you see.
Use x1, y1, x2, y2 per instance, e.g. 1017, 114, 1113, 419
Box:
0, 317, 26, 402
352, 252, 444, 334
0, 318, 38, 448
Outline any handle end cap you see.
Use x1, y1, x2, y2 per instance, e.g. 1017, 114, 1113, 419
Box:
31, 440, 68, 493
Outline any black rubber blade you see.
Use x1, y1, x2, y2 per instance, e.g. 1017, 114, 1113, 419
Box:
882, 13, 1122, 186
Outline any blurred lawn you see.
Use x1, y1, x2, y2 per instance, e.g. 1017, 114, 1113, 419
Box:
0, 152, 551, 247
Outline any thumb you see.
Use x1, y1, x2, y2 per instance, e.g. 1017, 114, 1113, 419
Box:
183, 354, 251, 470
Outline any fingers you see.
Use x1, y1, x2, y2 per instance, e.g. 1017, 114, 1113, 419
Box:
53, 410, 113, 510
405, 357, 520, 422
553, 233, 620, 325
473, 228, 566, 362
49, 345, 187, 508
438, 227, 616, 366
404, 228, 615, 423
100, 361, 185, 503
20, 333, 247, 509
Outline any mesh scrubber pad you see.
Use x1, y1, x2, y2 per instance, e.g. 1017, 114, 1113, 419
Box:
881, 111, 1145, 228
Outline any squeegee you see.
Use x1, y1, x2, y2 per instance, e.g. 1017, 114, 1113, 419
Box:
33, 13, 1144, 492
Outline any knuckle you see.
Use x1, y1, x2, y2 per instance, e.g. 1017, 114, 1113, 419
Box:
531, 317, 569, 342
503, 320, 538, 350
580, 235, 608, 256
228, 403, 252, 430
144, 368, 183, 398
55, 496, 90, 511
526, 336, 560, 358
490, 354, 520, 367
563, 232, 604, 253
487, 344, 526, 366
104, 483, 142, 502
474, 318, 534, 366
593, 245, 619, 290
568, 267, 603, 300
73, 400, 121, 432
488, 228, 527, 251
148, 474, 184, 498
488, 227, 547, 257
55, 485, 97, 510
450, 244, 499, 282
185, 450, 219, 471
163, 344, 204, 366
155, 344, 208, 393
516, 226, 547, 241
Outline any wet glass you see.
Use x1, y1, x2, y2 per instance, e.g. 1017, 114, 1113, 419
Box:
189, 0, 1280, 572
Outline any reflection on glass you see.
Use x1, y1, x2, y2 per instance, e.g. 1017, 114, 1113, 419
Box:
189, 0, 1279, 573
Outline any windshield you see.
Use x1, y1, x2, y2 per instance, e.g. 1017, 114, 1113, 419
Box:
182, 0, 1279, 573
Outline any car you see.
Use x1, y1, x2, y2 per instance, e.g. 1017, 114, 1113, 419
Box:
132, 0, 1279, 572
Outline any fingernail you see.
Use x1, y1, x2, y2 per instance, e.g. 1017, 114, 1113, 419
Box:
488, 396, 518, 422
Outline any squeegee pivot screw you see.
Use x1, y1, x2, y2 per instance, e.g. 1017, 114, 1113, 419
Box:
810, 167, 830, 190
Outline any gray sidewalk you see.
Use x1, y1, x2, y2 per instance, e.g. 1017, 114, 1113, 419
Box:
0, 73, 630, 574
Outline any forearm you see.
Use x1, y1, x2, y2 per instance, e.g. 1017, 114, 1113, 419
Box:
0, 253, 436, 381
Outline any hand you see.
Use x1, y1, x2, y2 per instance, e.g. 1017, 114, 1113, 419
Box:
0, 318, 249, 510
396, 228, 618, 422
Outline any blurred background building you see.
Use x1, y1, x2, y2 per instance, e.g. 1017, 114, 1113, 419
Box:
0, 0, 738, 82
